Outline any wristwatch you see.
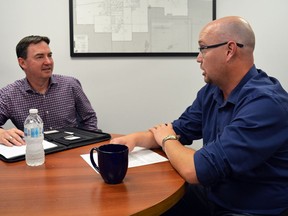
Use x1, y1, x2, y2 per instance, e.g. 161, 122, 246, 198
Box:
162, 134, 180, 151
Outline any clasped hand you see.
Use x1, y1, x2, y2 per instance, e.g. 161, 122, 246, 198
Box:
149, 123, 176, 148
110, 123, 177, 151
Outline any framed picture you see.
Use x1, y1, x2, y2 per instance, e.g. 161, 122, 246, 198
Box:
69, 0, 216, 57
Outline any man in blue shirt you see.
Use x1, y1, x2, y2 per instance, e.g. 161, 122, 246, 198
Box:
111, 16, 288, 215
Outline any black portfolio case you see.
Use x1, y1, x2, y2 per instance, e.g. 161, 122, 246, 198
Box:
0, 127, 111, 163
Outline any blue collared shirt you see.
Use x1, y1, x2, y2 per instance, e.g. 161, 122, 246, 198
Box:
0, 74, 98, 132
172, 65, 288, 214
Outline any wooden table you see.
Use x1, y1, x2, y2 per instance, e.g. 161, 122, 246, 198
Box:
0, 134, 185, 216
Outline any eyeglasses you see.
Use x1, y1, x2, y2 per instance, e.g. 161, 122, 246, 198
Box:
198, 41, 244, 53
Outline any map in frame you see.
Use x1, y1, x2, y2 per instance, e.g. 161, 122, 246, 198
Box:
69, 0, 216, 57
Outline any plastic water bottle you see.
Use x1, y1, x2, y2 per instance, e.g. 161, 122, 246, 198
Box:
24, 109, 45, 166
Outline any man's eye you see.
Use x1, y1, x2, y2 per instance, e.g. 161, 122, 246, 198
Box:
199, 47, 205, 51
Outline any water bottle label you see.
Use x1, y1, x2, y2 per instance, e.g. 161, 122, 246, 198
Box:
31, 127, 39, 138
24, 127, 30, 137
25, 127, 42, 138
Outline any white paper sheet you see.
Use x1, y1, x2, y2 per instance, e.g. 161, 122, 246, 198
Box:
0, 140, 58, 159
81, 147, 168, 173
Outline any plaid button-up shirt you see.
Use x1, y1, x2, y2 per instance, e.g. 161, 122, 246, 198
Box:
0, 74, 98, 132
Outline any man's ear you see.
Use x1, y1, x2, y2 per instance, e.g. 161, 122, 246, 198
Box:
17, 57, 25, 70
226, 41, 238, 62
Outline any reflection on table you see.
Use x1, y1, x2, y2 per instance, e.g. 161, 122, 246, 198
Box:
0, 134, 185, 216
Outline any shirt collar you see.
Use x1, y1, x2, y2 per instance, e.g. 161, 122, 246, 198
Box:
214, 65, 258, 106
24, 75, 58, 93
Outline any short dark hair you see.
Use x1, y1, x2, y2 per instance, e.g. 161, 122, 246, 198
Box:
16, 35, 50, 59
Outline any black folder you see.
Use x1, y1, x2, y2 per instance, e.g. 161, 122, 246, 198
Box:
0, 127, 111, 163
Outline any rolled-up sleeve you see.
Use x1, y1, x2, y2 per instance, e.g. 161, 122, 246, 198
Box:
194, 94, 288, 186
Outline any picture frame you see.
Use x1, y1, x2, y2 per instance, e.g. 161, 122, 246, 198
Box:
69, 0, 216, 57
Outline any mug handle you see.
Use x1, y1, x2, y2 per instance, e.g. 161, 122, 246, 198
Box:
90, 147, 100, 172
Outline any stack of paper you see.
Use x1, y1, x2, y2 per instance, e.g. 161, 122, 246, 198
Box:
81, 147, 168, 172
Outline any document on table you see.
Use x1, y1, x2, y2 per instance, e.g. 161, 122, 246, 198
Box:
81, 147, 168, 173
0, 140, 58, 159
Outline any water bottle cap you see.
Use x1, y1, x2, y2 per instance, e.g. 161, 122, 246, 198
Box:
29, 109, 38, 114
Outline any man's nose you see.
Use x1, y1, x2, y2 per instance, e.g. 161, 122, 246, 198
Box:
44, 56, 53, 64
196, 52, 203, 63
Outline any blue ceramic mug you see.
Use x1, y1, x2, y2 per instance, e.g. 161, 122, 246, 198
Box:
90, 144, 129, 184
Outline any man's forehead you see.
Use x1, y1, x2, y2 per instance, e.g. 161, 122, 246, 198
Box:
27, 42, 51, 55
198, 31, 211, 44
198, 24, 217, 44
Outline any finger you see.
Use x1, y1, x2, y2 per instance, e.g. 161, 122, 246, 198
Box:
151, 123, 162, 130
110, 138, 134, 152
166, 123, 172, 127
8, 136, 13, 141
149, 127, 157, 132
160, 123, 172, 128
6, 134, 25, 146
150, 124, 167, 131
10, 129, 25, 140
110, 137, 125, 145
157, 123, 168, 128
110, 138, 119, 144
10, 137, 25, 146
9, 130, 25, 145
0, 137, 14, 147
15, 128, 25, 137
0, 128, 25, 146
163, 123, 171, 127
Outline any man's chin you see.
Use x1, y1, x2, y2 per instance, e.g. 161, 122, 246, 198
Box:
43, 70, 53, 76
203, 76, 211, 84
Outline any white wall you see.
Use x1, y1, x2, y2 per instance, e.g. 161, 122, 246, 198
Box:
0, 0, 287, 139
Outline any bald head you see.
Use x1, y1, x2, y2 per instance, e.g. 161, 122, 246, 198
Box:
201, 16, 255, 51
197, 17, 256, 96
